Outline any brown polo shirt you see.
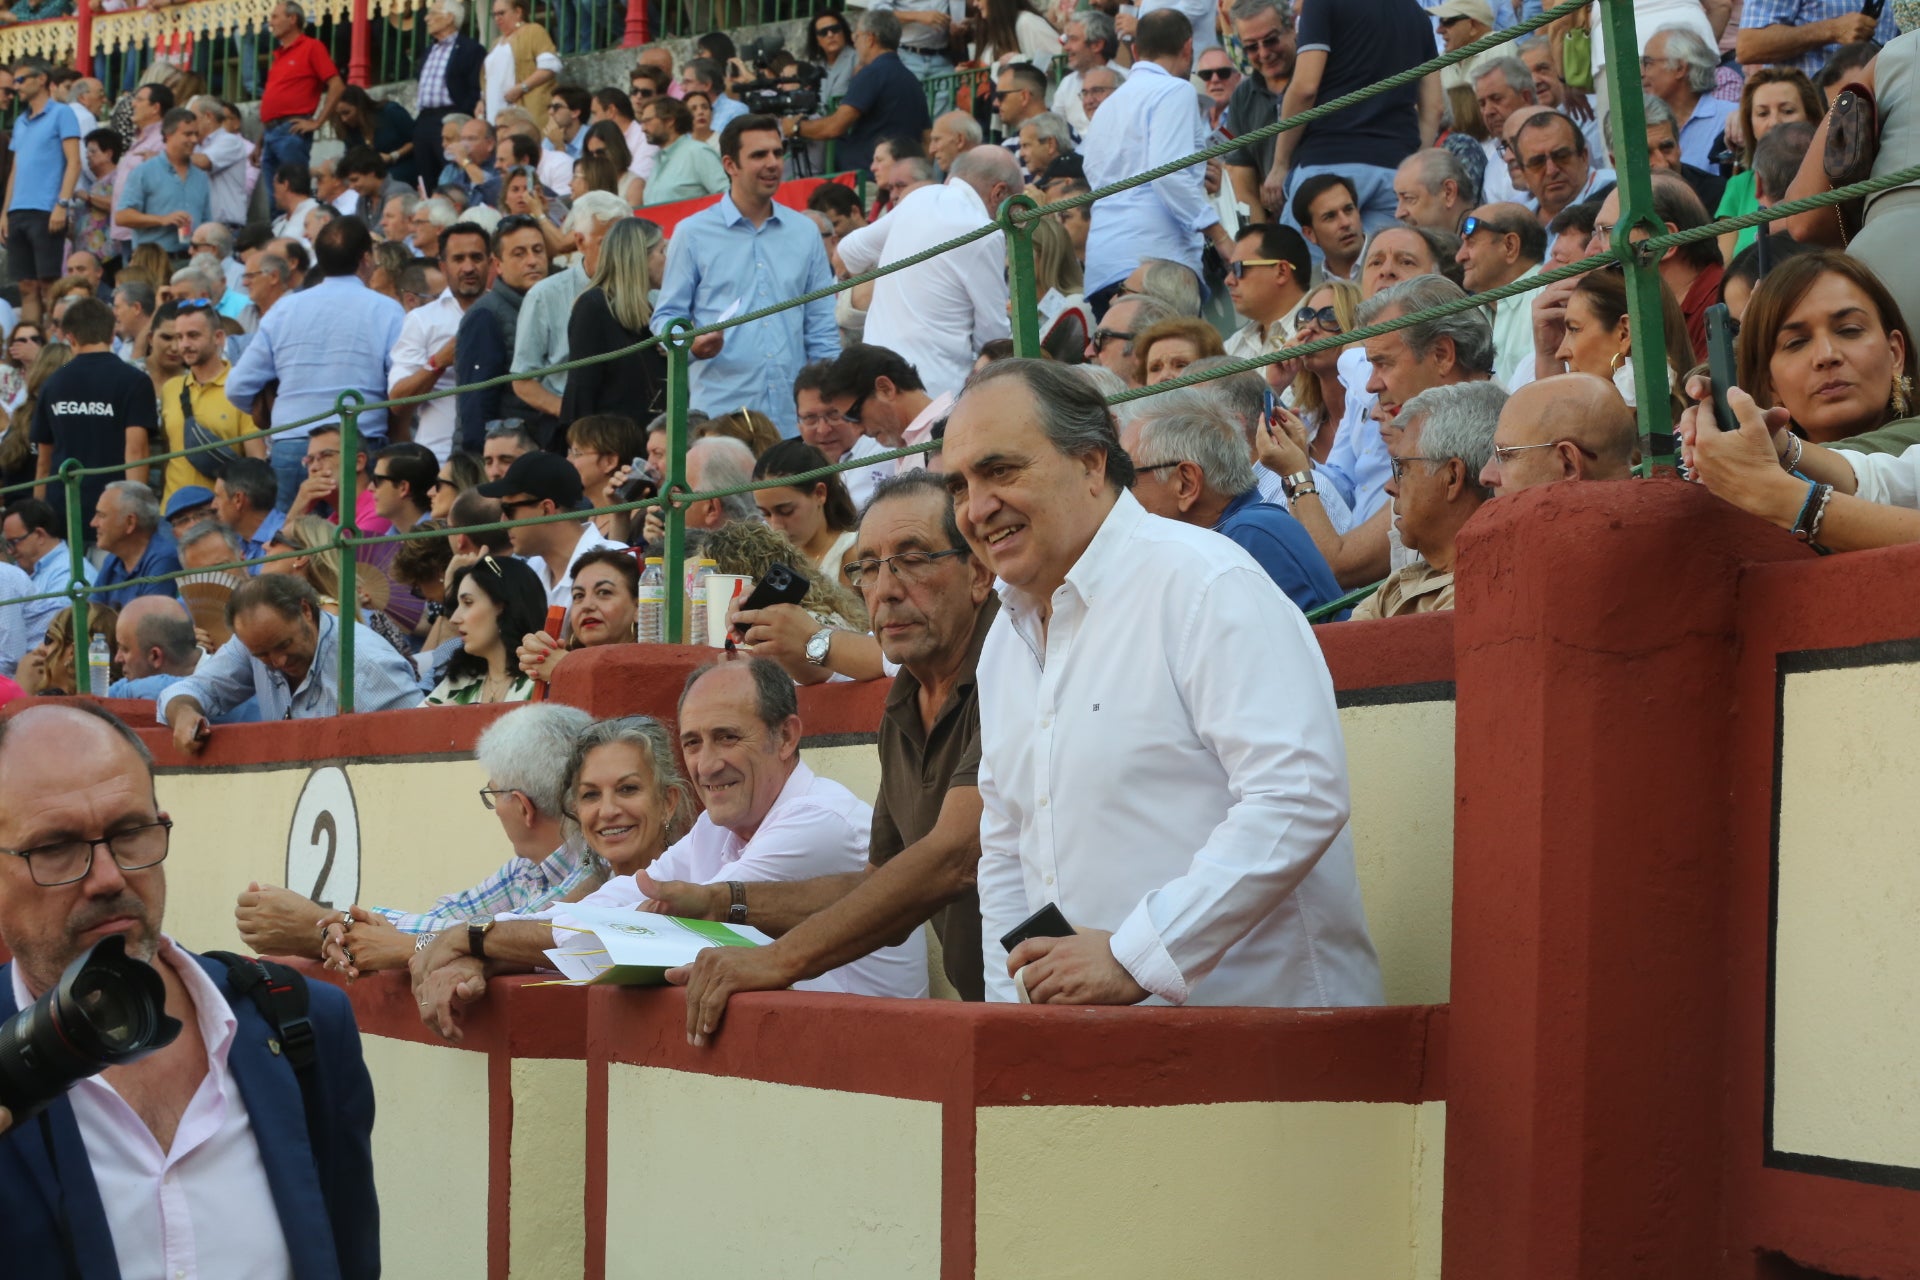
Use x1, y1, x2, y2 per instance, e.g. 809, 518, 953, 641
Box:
870, 594, 999, 1002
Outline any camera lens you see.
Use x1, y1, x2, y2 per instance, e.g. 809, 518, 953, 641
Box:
0, 935, 182, 1130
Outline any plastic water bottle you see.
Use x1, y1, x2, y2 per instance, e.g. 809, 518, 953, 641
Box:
87, 632, 111, 693
688, 559, 717, 647
637, 557, 666, 645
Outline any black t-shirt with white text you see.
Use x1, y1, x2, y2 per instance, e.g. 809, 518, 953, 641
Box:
30, 351, 160, 533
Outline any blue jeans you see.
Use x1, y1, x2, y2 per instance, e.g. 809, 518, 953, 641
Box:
899, 48, 957, 116
1281, 162, 1400, 264
269, 435, 309, 512
259, 120, 313, 210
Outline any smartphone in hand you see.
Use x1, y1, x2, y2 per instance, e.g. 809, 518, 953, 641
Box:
1705, 302, 1740, 434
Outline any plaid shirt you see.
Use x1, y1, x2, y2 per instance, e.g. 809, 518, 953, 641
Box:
418, 34, 458, 109
1740, 0, 1896, 77
370, 840, 599, 934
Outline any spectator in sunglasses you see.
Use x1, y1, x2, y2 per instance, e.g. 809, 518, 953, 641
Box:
804, 12, 859, 100
1512, 111, 1612, 229
1195, 47, 1238, 130
1223, 221, 1311, 361
1453, 203, 1545, 388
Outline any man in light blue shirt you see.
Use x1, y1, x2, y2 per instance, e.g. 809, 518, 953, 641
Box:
1, 56, 81, 326
1, 497, 94, 650
158, 573, 420, 753
652, 114, 839, 437
106, 595, 260, 721
227, 216, 405, 511
113, 107, 212, 255
1080, 11, 1234, 302
639, 97, 727, 206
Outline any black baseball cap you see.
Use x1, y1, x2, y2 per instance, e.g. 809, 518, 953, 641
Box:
1040, 154, 1085, 187
476, 450, 586, 509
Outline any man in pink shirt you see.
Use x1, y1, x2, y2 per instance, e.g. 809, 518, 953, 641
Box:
109, 83, 170, 254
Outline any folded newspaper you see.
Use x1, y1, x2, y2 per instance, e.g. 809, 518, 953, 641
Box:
542, 903, 773, 986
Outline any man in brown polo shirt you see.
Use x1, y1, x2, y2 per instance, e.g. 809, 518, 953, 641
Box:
643, 470, 997, 1040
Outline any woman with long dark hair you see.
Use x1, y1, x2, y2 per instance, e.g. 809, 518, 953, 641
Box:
751, 439, 862, 588
427, 555, 547, 704
333, 84, 418, 187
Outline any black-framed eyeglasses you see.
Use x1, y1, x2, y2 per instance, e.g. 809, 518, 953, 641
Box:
10, 333, 42, 344
2, 818, 172, 887
844, 547, 968, 588
813, 20, 847, 37
1198, 66, 1236, 81
1133, 460, 1182, 475
1226, 257, 1281, 280
839, 391, 870, 425
1091, 326, 1132, 349
1294, 304, 1341, 332
479, 786, 518, 810
370, 472, 399, 487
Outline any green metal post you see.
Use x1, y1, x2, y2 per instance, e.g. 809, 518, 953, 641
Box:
663, 320, 693, 645
1599, 0, 1671, 472
60, 460, 91, 696
1000, 194, 1042, 358
335, 391, 364, 712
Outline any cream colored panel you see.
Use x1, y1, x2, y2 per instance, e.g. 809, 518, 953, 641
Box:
976, 1100, 1440, 1280
361, 1035, 491, 1275
510, 1058, 587, 1280
1410, 1101, 1447, 1280
1340, 700, 1456, 1005
1774, 664, 1920, 1170
803, 741, 884, 806
153, 757, 505, 954
606, 1066, 942, 1276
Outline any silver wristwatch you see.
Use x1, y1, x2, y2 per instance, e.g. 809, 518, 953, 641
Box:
805, 627, 835, 666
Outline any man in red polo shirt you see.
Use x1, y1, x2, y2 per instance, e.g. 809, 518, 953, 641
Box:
257, 0, 344, 203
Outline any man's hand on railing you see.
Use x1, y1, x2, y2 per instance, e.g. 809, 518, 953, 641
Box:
690, 331, 724, 360
168, 697, 212, 754
668, 943, 802, 1047
410, 931, 487, 1043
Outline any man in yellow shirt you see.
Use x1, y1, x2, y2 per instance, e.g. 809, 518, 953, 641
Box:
159, 300, 265, 501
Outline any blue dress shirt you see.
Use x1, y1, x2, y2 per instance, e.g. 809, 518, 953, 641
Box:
1081, 61, 1219, 296
94, 533, 183, 609
1210, 489, 1344, 616
238, 508, 286, 570
110, 672, 262, 721
226, 275, 406, 441
21, 545, 92, 648
156, 608, 422, 722
652, 193, 840, 436
115, 154, 212, 254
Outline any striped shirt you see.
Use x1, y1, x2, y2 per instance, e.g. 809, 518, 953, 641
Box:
372, 840, 599, 934
418, 34, 458, 109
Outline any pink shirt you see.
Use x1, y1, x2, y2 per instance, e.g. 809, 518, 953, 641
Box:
110, 123, 164, 246
895, 389, 953, 476
10, 939, 295, 1280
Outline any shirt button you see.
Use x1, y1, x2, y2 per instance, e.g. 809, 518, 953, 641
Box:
1038, 797, 1048, 809
1045, 875, 1054, 885
1040, 717, 1051, 729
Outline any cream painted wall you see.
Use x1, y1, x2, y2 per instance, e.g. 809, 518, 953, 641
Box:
975, 1099, 1445, 1278
604, 1066, 943, 1276
361, 1035, 492, 1275
1773, 664, 1920, 1171
511, 1058, 587, 1280
1341, 700, 1456, 1005
803, 740, 885, 806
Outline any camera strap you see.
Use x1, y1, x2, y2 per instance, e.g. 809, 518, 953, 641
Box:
205, 952, 322, 1144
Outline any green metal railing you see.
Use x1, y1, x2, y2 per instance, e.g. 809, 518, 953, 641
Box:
4, 0, 1907, 703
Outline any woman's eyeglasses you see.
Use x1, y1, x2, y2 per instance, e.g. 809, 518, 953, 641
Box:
813, 21, 847, 37
1294, 304, 1342, 333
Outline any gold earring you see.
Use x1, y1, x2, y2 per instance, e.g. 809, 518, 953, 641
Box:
1892, 373, 1913, 419
1610, 350, 1626, 373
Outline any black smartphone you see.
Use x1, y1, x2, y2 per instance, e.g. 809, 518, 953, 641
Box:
1862, 0, 1886, 20
999, 902, 1074, 955
1706, 303, 1740, 434
730, 562, 810, 636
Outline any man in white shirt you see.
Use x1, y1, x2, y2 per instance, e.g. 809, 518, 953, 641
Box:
943, 358, 1383, 1007
796, 360, 890, 510
834, 146, 1017, 401
1052, 10, 1125, 135
187, 94, 253, 228
0, 702, 379, 1272
389, 221, 490, 461
477, 449, 625, 609
1082, 9, 1234, 303
410, 658, 927, 1039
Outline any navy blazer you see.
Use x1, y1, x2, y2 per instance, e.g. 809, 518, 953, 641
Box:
420, 33, 486, 117
0, 952, 380, 1280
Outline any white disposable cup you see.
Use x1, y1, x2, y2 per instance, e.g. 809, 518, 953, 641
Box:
706, 574, 754, 647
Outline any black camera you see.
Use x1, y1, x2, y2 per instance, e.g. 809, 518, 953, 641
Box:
0, 935, 182, 1130
740, 61, 827, 119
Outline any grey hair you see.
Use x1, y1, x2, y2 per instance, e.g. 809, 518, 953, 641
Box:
430, 0, 466, 24
1398, 380, 1506, 497
186, 93, 224, 118
1131, 405, 1258, 498
1134, 258, 1202, 318
894, 156, 939, 185
1404, 146, 1474, 200
933, 110, 983, 146
1604, 92, 1676, 156
1022, 111, 1076, 155
421, 194, 459, 229
386, 191, 420, 219
688, 436, 760, 523
561, 713, 694, 844
102, 481, 160, 533
115, 279, 156, 313
963, 358, 1136, 490
441, 112, 473, 130
178, 519, 245, 561
1654, 25, 1718, 95
863, 467, 968, 552
856, 7, 902, 49
1162, 356, 1266, 448
949, 144, 1020, 199
193, 222, 234, 257
476, 703, 595, 818
564, 190, 629, 237
134, 602, 200, 667
1109, 293, 1177, 353
1071, 8, 1118, 57
1227, 0, 1289, 26
485, 420, 538, 451
1069, 362, 1139, 427
681, 655, 799, 730
1517, 34, 1550, 59
254, 252, 295, 285
1356, 275, 1495, 376
171, 263, 224, 296
1471, 55, 1534, 100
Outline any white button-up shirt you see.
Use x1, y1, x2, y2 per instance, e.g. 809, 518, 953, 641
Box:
1082, 60, 1219, 296
526, 521, 632, 611
1843, 442, 1920, 507
563, 762, 927, 998
388, 287, 467, 461
11, 939, 294, 1280
835, 179, 1011, 401
975, 491, 1383, 1007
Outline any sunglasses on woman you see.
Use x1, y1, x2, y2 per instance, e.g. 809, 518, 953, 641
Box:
814, 21, 847, 37
1294, 304, 1342, 333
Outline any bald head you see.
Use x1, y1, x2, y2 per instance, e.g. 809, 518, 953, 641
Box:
1502, 105, 1550, 150
950, 145, 1022, 206
1481, 374, 1638, 493
116, 595, 199, 681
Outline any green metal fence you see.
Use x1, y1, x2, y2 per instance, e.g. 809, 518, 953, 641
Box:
5, 0, 1913, 703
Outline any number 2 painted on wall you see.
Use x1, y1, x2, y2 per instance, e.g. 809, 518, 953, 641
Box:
287, 767, 361, 911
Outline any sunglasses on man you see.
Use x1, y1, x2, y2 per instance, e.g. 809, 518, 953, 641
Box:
1226, 257, 1282, 281
1197, 66, 1236, 81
